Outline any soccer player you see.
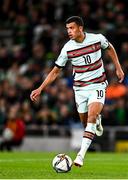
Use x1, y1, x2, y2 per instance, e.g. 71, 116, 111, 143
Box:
30, 16, 124, 167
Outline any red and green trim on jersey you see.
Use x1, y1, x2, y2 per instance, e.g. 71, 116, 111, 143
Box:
67, 42, 101, 59
73, 58, 102, 73
73, 72, 106, 87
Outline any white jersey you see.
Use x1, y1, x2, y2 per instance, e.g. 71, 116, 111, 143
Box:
55, 32, 109, 87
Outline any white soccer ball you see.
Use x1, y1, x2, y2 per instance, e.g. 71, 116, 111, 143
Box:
2, 128, 14, 141
52, 154, 72, 173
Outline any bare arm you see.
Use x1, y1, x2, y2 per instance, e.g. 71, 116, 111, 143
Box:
105, 43, 124, 82
39, 66, 62, 91
30, 66, 62, 101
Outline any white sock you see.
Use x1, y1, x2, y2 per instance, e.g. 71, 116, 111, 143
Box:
78, 123, 96, 159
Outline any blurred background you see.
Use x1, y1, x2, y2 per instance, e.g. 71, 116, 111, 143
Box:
0, 0, 128, 152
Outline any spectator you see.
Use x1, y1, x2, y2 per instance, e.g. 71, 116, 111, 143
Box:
0, 105, 25, 151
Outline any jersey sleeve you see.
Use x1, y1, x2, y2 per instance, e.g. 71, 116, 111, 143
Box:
55, 45, 68, 68
99, 34, 109, 49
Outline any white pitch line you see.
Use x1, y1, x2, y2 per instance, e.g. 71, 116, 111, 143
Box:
0, 158, 49, 162
0, 157, 127, 163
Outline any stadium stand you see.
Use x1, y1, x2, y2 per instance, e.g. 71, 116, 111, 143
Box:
0, 0, 128, 139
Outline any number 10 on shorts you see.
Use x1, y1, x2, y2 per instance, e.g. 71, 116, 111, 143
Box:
96, 90, 104, 99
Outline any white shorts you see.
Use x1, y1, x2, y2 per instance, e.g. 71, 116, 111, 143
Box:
73, 82, 107, 113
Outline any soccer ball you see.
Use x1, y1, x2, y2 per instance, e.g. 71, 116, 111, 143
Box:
52, 154, 72, 173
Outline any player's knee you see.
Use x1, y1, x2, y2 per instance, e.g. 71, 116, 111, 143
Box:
87, 115, 97, 123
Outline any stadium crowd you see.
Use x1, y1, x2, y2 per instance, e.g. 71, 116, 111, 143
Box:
0, 0, 128, 129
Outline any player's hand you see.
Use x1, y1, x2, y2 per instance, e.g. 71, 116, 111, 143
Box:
30, 87, 42, 101
116, 68, 124, 83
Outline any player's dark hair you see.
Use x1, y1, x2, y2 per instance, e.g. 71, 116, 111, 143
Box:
65, 16, 84, 27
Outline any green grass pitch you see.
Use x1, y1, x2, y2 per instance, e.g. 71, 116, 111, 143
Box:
0, 152, 128, 179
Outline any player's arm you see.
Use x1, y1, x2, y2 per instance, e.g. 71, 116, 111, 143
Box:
30, 66, 62, 101
105, 43, 124, 83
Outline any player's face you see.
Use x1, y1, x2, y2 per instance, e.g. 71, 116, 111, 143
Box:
66, 22, 83, 40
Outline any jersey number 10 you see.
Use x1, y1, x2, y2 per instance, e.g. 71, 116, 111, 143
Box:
83, 55, 91, 65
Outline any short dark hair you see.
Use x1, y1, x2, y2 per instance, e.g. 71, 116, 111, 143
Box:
65, 16, 84, 27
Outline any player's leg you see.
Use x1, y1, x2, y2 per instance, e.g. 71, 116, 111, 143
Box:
79, 113, 88, 128
88, 87, 105, 136
74, 112, 87, 166
74, 102, 104, 167
74, 86, 106, 167
78, 106, 103, 136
